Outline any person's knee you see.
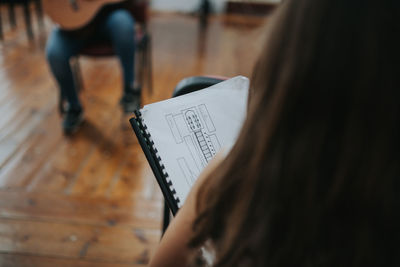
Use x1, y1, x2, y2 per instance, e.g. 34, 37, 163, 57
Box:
107, 9, 135, 36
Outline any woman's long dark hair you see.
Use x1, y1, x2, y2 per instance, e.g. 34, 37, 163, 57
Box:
189, 0, 400, 266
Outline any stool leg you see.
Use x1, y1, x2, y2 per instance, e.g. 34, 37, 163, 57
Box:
162, 200, 170, 236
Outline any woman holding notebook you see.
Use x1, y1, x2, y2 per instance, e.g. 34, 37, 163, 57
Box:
150, 0, 400, 266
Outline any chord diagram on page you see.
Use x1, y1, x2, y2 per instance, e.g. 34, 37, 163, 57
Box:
185, 110, 216, 163
194, 131, 214, 162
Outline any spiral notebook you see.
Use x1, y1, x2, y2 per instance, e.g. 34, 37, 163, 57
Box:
130, 76, 249, 214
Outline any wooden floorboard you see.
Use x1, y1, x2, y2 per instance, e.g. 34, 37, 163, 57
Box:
0, 191, 162, 228
0, 253, 146, 267
0, 6, 266, 265
0, 218, 158, 264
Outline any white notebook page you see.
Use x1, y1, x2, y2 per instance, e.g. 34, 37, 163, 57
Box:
140, 76, 249, 206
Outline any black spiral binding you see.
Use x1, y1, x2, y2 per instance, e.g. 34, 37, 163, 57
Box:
152, 144, 180, 206
130, 110, 180, 214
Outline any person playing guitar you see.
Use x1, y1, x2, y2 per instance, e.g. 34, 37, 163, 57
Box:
44, 0, 141, 134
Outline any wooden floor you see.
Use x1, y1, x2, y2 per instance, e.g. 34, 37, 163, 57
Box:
0, 7, 265, 267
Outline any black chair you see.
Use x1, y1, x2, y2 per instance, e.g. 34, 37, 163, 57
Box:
162, 75, 226, 235
0, 0, 44, 40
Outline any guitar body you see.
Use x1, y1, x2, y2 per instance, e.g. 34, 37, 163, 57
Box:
43, 0, 124, 31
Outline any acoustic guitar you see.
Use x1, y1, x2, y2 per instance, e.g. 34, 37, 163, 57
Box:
43, 0, 125, 31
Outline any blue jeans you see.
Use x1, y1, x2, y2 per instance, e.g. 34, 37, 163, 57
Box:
46, 9, 135, 110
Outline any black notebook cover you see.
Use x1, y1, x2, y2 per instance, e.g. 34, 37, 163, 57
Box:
130, 110, 179, 215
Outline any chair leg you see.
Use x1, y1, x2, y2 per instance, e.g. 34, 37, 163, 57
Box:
58, 91, 66, 115
146, 35, 153, 95
0, 10, 3, 40
8, 3, 16, 28
23, 2, 34, 40
162, 200, 171, 236
71, 57, 84, 93
136, 40, 145, 91
137, 34, 153, 95
34, 0, 44, 30
199, 0, 210, 28
60, 58, 82, 114
141, 37, 147, 88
